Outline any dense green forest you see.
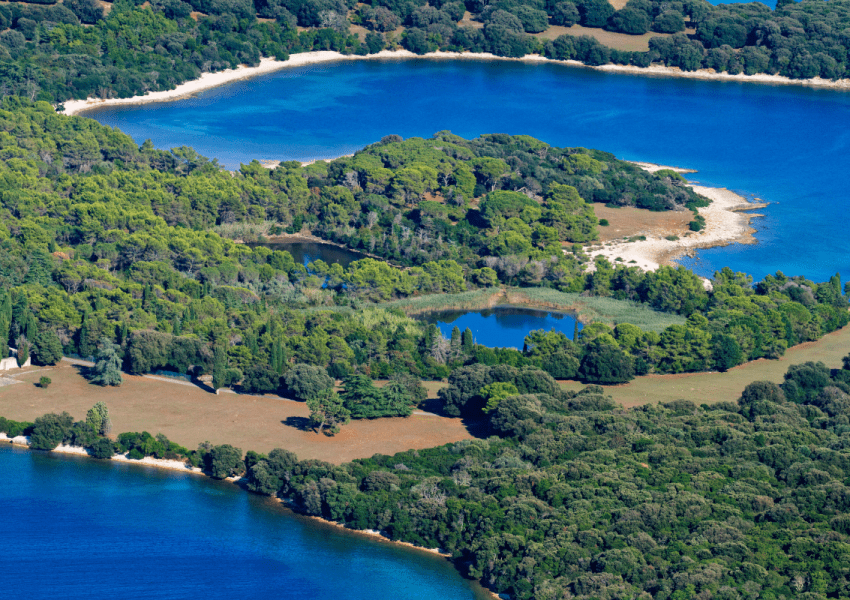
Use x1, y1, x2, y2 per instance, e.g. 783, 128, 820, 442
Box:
10, 356, 850, 599
0, 99, 845, 407
0, 0, 846, 104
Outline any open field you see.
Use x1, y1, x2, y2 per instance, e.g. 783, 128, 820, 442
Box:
594, 203, 696, 243
532, 25, 666, 52
0, 364, 473, 464
560, 324, 850, 406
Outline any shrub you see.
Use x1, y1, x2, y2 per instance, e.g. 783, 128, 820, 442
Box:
89, 437, 115, 459
37, 376, 51, 388
29, 412, 73, 450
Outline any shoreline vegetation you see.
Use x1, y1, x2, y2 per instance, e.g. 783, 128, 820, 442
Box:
0, 432, 491, 594
60, 49, 850, 118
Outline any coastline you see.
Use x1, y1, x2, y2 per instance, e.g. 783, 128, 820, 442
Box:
585, 164, 768, 283
60, 49, 850, 117
0, 433, 204, 475
0, 431, 500, 598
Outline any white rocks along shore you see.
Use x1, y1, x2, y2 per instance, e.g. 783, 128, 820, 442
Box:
0, 432, 204, 474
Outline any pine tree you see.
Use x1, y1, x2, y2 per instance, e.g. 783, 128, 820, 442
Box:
91, 337, 123, 387
462, 327, 474, 352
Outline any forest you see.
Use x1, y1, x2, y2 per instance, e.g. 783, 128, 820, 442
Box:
0, 98, 845, 414
0, 0, 846, 105
9, 356, 850, 599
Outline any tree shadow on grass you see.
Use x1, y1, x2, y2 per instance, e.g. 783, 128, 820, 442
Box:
283, 416, 314, 432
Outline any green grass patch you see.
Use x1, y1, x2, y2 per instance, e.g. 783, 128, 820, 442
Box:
505, 288, 687, 332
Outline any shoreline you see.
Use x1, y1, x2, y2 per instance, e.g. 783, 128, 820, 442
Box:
0, 431, 500, 598
585, 163, 768, 284
60, 49, 850, 117
0, 433, 205, 475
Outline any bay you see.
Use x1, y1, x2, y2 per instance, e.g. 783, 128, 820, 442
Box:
0, 446, 488, 600
86, 58, 850, 283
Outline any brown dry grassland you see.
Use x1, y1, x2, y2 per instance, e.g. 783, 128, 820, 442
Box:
2, 325, 846, 463
0, 365, 472, 464
594, 203, 696, 243
559, 324, 850, 406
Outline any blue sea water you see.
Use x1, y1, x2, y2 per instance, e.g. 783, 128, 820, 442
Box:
0, 446, 488, 600
86, 58, 850, 283
419, 306, 583, 349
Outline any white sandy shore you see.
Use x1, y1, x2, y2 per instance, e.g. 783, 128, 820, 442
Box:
0, 433, 204, 474
595, 62, 850, 89
585, 165, 767, 287
60, 49, 850, 117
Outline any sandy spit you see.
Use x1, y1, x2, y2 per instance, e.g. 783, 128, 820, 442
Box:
60, 49, 850, 118
585, 163, 767, 286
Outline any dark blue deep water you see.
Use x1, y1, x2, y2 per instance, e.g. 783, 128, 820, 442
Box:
0, 446, 488, 600
86, 58, 850, 283
419, 306, 583, 349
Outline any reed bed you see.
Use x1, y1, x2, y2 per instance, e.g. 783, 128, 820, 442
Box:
381, 287, 685, 333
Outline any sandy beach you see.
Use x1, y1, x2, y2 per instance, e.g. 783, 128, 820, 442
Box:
585, 164, 767, 284
60, 49, 850, 117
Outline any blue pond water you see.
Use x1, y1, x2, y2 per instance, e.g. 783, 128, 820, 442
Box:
0, 445, 488, 600
87, 58, 850, 283
419, 306, 583, 349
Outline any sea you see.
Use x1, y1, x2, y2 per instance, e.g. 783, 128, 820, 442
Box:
86, 57, 850, 283
0, 445, 490, 599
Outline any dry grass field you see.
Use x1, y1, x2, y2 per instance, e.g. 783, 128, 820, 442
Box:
0, 364, 473, 464
559, 325, 850, 406
2, 324, 845, 464
594, 202, 696, 243
532, 25, 667, 52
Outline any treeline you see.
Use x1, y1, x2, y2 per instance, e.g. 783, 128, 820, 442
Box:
14, 355, 850, 598
0, 0, 847, 106
0, 99, 846, 391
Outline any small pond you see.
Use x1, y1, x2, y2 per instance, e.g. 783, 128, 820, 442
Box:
255, 241, 364, 268
417, 306, 584, 349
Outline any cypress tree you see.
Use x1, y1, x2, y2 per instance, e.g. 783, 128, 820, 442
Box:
462, 328, 474, 352
212, 344, 226, 392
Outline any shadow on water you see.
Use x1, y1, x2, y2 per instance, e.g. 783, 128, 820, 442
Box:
253, 241, 365, 268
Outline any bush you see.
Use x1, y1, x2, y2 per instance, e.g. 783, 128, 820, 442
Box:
578, 342, 635, 384
207, 444, 243, 479
29, 412, 73, 450
283, 364, 334, 402
37, 376, 51, 388
89, 437, 115, 459
0, 417, 33, 438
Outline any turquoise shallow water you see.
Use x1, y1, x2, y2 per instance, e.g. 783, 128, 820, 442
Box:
0, 446, 488, 600
87, 58, 850, 283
